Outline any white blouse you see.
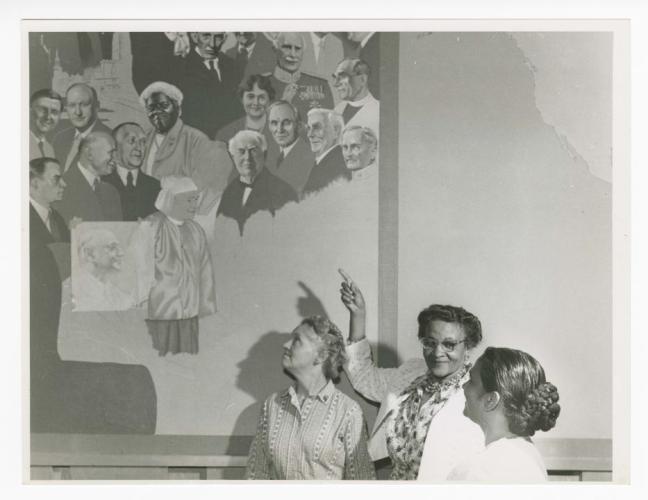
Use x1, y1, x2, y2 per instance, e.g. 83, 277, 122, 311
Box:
448, 436, 548, 483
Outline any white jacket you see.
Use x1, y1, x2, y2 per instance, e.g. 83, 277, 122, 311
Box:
345, 339, 484, 481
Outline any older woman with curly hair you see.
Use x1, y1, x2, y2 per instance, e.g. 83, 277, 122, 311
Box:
246, 316, 375, 480
448, 347, 561, 482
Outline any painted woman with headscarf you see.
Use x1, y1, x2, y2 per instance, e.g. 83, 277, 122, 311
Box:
145, 176, 217, 355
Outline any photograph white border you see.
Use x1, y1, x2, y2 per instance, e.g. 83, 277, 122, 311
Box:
4, 1, 644, 499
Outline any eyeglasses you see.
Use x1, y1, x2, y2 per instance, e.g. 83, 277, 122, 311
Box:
418, 338, 467, 353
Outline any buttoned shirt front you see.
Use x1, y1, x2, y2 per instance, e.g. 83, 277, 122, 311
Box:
279, 139, 298, 159
197, 48, 221, 80
117, 165, 139, 187
246, 380, 375, 480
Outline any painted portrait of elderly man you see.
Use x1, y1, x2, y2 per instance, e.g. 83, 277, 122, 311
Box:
71, 222, 154, 311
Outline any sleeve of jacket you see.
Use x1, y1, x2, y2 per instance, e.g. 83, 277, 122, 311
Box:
344, 339, 401, 403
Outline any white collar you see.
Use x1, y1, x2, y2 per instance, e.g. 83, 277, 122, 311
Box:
351, 161, 378, 180
310, 32, 326, 49
30, 130, 45, 142
360, 32, 375, 48
273, 65, 301, 84
346, 91, 374, 107
315, 144, 337, 165
75, 122, 97, 139
117, 165, 139, 186
77, 161, 99, 188
239, 41, 256, 55
167, 216, 185, 226
281, 139, 298, 157
30, 198, 50, 223
195, 46, 218, 62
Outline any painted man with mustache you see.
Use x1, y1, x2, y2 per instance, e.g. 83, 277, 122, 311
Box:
139, 81, 234, 216
266, 32, 334, 125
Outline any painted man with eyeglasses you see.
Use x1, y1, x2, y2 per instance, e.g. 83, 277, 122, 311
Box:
139, 81, 234, 216
338, 269, 485, 481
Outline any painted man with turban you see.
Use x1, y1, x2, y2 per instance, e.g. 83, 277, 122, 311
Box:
146, 176, 217, 356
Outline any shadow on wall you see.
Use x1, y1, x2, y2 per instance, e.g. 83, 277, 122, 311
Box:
30, 237, 158, 434
222, 281, 390, 478
223, 330, 291, 478
222, 280, 331, 478
31, 359, 157, 434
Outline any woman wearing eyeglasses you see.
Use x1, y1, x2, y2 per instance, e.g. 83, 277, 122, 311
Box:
339, 269, 484, 481
448, 347, 561, 482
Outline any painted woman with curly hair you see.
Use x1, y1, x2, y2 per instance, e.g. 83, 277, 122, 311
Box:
450, 347, 561, 482
246, 316, 375, 480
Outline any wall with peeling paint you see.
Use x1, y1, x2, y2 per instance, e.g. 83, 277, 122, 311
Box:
397, 32, 611, 439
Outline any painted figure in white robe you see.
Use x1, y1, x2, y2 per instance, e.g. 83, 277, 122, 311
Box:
146, 176, 217, 355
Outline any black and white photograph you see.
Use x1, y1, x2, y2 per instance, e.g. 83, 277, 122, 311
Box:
11, 8, 639, 497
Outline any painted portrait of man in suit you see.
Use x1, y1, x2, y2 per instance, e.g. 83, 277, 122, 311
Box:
217, 130, 297, 234
103, 122, 161, 221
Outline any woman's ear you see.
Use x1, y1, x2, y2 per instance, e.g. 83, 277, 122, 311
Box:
484, 391, 501, 412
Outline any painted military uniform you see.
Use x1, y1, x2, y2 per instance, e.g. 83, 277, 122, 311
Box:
267, 66, 334, 121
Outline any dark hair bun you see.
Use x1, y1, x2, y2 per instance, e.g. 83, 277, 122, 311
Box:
514, 382, 561, 436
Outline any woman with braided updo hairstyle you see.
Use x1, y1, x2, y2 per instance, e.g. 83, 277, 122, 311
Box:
448, 347, 561, 482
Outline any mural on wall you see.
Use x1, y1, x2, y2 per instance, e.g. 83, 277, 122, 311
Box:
28, 31, 382, 436
72, 221, 154, 311
27, 28, 613, 457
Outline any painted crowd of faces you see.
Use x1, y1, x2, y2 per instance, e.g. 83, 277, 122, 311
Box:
29, 32, 381, 235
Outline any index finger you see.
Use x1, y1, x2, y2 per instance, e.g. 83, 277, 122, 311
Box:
338, 268, 353, 284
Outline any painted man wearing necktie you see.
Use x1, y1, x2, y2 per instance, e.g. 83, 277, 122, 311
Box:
265, 100, 315, 196
29, 157, 69, 368
217, 130, 297, 234
29, 89, 63, 160
302, 108, 350, 197
225, 32, 276, 84
53, 83, 112, 172
53, 131, 123, 223
176, 32, 243, 138
103, 122, 161, 221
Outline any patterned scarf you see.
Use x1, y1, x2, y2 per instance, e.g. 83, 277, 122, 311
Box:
386, 363, 471, 480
